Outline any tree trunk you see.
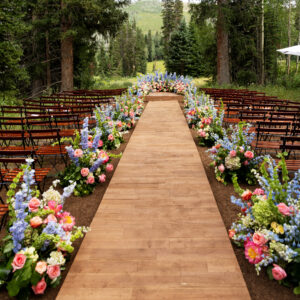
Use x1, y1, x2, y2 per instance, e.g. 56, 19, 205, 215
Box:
60, 0, 73, 91
296, 31, 300, 73
45, 31, 51, 90
217, 0, 230, 85
258, 0, 265, 85
287, 0, 291, 75
45, 3, 51, 90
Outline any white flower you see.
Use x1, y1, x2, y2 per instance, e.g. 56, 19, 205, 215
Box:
20, 247, 38, 262
42, 186, 61, 205
47, 251, 66, 266
225, 156, 241, 170
52, 179, 60, 187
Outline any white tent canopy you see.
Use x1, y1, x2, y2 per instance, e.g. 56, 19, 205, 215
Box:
277, 45, 300, 56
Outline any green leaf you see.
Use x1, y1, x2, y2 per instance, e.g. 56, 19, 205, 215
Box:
7, 280, 20, 297
50, 275, 61, 288
294, 285, 300, 295
266, 265, 274, 280
18, 260, 32, 286
2, 234, 12, 242
3, 241, 14, 254
17, 288, 30, 300
0, 279, 5, 287
0, 265, 11, 280
31, 270, 42, 286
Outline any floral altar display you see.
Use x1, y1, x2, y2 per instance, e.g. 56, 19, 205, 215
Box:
132, 71, 193, 96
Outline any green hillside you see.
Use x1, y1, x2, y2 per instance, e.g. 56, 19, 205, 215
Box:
126, 0, 190, 34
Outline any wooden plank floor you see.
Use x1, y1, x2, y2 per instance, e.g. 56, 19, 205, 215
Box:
57, 99, 250, 300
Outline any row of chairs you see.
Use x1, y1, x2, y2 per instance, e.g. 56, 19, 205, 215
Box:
203, 88, 300, 171
0, 88, 128, 230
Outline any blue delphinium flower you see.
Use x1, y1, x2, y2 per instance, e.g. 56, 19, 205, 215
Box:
65, 146, 79, 166
80, 128, 89, 150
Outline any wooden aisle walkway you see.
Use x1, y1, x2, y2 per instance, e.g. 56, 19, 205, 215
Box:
57, 99, 250, 300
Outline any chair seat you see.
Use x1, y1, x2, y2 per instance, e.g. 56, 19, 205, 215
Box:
36, 145, 67, 155
275, 159, 300, 171
3, 168, 51, 183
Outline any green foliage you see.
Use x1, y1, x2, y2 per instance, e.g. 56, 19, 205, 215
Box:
0, 0, 29, 94
97, 21, 147, 78
165, 20, 190, 75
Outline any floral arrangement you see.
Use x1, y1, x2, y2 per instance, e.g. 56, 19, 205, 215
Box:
184, 89, 224, 147
93, 107, 125, 150
59, 118, 116, 196
113, 92, 144, 131
0, 160, 89, 298
229, 156, 300, 295
208, 122, 258, 185
133, 71, 193, 96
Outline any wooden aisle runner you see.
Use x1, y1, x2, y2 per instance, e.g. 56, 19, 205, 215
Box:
57, 99, 250, 300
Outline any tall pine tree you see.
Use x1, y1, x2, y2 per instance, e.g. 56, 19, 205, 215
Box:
166, 20, 189, 75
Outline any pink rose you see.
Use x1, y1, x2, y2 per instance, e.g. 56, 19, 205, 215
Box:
47, 264, 61, 280
98, 140, 103, 148
253, 232, 267, 246
239, 146, 244, 153
86, 176, 95, 184
117, 121, 122, 128
198, 129, 206, 138
35, 261, 47, 275
272, 264, 287, 281
253, 188, 265, 196
81, 168, 89, 177
74, 149, 83, 158
44, 214, 57, 224
32, 277, 47, 295
218, 164, 225, 173
108, 134, 114, 141
99, 174, 106, 183
30, 216, 43, 228
244, 151, 254, 160
88, 141, 93, 148
277, 203, 291, 216
28, 197, 40, 212
243, 160, 249, 166
228, 229, 235, 239
242, 190, 252, 201
12, 253, 26, 272
230, 150, 236, 157
98, 150, 109, 163
106, 163, 114, 172
130, 111, 135, 118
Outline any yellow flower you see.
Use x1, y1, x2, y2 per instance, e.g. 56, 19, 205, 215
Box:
271, 222, 284, 234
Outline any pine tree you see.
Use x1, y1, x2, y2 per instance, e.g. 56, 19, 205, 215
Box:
147, 30, 153, 62
166, 20, 189, 75
174, 0, 184, 26
162, 0, 175, 57
0, 0, 29, 95
186, 22, 203, 77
